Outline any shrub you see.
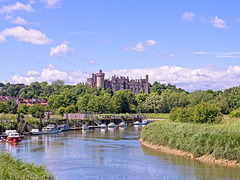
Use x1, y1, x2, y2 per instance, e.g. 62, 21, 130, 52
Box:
170, 101, 222, 123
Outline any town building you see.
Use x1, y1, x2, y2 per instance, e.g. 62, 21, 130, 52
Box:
87, 70, 149, 95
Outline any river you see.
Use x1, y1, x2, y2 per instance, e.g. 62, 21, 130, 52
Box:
0, 126, 240, 180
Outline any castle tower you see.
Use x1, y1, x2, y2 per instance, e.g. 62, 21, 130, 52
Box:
96, 70, 105, 88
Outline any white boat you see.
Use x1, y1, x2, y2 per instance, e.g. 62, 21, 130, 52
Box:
142, 120, 150, 125
134, 121, 142, 125
42, 124, 58, 134
58, 124, 70, 131
119, 121, 127, 127
82, 124, 89, 130
108, 123, 116, 128
30, 129, 42, 135
4, 130, 21, 142
99, 124, 107, 128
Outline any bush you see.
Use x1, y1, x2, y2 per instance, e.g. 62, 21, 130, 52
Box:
230, 107, 240, 117
170, 101, 222, 123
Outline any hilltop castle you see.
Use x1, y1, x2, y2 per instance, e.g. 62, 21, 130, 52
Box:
87, 70, 149, 95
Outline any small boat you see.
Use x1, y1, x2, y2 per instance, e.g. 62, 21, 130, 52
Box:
108, 123, 117, 128
30, 129, 42, 135
82, 124, 89, 130
119, 121, 127, 127
6, 131, 21, 142
142, 120, 150, 125
99, 124, 107, 128
42, 124, 58, 134
134, 121, 142, 125
58, 124, 70, 131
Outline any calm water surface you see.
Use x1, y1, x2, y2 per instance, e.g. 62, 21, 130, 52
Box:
0, 126, 240, 180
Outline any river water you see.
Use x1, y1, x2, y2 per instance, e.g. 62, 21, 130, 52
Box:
0, 126, 240, 180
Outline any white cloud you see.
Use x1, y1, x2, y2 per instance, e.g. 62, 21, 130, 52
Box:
193, 51, 240, 58
8, 65, 240, 92
12, 16, 28, 25
182, 11, 195, 21
10, 65, 89, 85
41, 0, 61, 8
123, 40, 159, 52
145, 40, 157, 47
156, 52, 175, 59
212, 16, 227, 29
49, 41, 74, 58
1, 26, 52, 45
0, 34, 6, 43
0, 1, 34, 14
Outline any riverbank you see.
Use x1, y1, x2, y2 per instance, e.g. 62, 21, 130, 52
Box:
140, 119, 240, 167
140, 139, 240, 167
0, 152, 53, 179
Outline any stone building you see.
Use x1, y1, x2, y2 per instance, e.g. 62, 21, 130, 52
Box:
87, 70, 149, 95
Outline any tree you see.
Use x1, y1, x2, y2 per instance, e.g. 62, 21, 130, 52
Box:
56, 107, 65, 116
0, 102, 8, 113
28, 104, 45, 118
111, 90, 136, 113
87, 94, 113, 113
65, 104, 77, 113
17, 104, 29, 114
5, 99, 18, 114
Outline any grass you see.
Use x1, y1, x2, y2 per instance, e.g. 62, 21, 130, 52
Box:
143, 113, 169, 119
0, 152, 53, 180
141, 116, 240, 162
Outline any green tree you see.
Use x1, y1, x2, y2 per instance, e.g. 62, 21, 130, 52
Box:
5, 99, 18, 114
28, 104, 45, 118
17, 104, 29, 114
0, 102, 8, 113
56, 107, 65, 116
65, 104, 77, 113
111, 89, 136, 113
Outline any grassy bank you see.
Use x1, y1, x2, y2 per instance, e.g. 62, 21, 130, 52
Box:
144, 113, 169, 119
0, 152, 52, 179
140, 118, 240, 162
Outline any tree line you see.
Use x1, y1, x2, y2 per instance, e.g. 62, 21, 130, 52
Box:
1, 80, 240, 118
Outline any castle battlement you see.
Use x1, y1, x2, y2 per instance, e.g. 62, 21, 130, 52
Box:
87, 70, 149, 95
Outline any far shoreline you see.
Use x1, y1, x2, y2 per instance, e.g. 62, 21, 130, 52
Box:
139, 139, 240, 167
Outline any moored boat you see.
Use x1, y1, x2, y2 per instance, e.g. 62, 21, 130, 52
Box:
119, 121, 127, 127
58, 124, 70, 131
99, 124, 107, 128
30, 129, 42, 135
108, 122, 117, 128
42, 124, 58, 134
82, 124, 89, 130
6, 130, 21, 142
134, 121, 142, 125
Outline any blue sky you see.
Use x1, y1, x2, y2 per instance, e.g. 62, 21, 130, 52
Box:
1, 0, 240, 91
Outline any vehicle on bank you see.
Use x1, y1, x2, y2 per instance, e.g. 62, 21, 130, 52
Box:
142, 120, 150, 125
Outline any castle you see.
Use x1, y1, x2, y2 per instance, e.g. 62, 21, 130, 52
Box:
87, 70, 149, 95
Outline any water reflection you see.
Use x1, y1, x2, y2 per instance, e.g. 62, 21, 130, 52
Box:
0, 127, 239, 180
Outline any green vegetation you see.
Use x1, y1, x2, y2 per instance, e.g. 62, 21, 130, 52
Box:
141, 118, 240, 162
1, 80, 240, 117
169, 101, 222, 123
144, 113, 169, 119
0, 152, 52, 179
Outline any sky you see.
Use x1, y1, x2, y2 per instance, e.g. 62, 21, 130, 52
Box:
1, 0, 240, 92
